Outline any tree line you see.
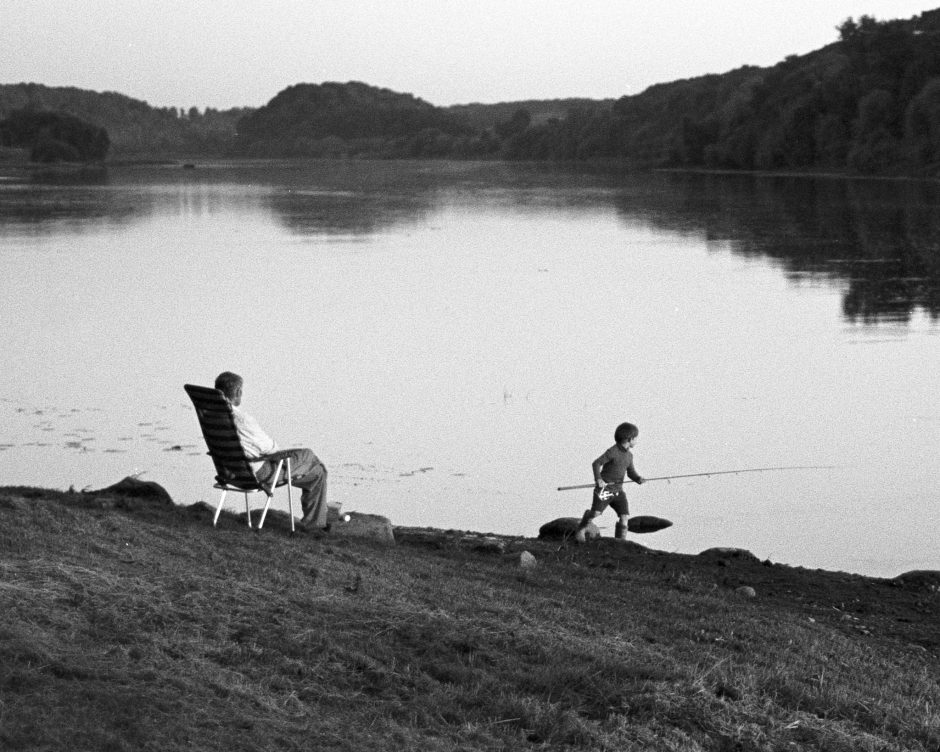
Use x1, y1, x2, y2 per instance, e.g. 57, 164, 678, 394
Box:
228, 11, 940, 176
2, 10, 938, 175
0, 83, 248, 159
499, 10, 940, 176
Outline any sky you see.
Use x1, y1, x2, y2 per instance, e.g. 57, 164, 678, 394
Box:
2, 1, 936, 111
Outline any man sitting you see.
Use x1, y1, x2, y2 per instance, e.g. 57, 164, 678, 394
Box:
214, 371, 329, 532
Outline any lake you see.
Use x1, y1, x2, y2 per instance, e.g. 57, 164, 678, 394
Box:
1, 160, 938, 578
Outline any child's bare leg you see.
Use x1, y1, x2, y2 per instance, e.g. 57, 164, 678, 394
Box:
574, 509, 599, 543
614, 514, 629, 539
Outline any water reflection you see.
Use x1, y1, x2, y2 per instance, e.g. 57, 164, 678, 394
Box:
2, 161, 939, 322
617, 172, 940, 324
264, 160, 496, 235
0, 168, 141, 230
268, 184, 436, 236
0, 161, 444, 238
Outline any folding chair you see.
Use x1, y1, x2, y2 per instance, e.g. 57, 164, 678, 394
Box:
184, 384, 297, 532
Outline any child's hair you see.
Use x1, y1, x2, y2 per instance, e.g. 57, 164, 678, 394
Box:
614, 422, 639, 444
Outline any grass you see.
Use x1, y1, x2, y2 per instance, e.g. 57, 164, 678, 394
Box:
1, 485, 938, 751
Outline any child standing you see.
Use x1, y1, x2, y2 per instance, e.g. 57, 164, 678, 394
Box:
575, 422, 645, 542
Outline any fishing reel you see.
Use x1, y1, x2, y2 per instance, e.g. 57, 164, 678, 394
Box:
596, 485, 616, 501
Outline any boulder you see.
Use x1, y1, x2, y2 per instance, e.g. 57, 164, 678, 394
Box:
87, 476, 174, 510
735, 585, 757, 598
627, 515, 673, 534
331, 512, 395, 545
517, 551, 537, 569
698, 547, 759, 564
538, 517, 599, 541
96, 475, 173, 501
470, 536, 507, 554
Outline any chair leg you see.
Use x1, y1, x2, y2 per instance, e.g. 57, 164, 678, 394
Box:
213, 489, 228, 527
286, 457, 295, 533
258, 459, 284, 530
245, 492, 252, 528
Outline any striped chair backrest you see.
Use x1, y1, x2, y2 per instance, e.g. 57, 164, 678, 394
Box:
184, 384, 260, 490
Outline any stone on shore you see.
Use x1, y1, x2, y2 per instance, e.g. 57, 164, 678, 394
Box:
517, 551, 537, 569
627, 515, 673, 534
538, 517, 599, 541
86, 476, 175, 510
699, 547, 760, 565
471, 536, 508, 554
332, 512, 395, 545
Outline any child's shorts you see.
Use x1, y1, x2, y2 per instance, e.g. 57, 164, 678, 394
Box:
591, 485, 629, 516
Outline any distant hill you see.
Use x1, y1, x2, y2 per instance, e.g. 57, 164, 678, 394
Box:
446, 98, 615, 130
0, 83, 250, 158
231, 81, 488, 158
3, 9, 939, 175
232, 84, 616, 158
500, 10, 940, 175
227, 10, 940, 174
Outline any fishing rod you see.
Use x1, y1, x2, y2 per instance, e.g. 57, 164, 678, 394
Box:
557, 465, 835, 491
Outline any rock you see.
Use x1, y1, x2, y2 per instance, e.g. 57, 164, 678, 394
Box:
94, 476, 174, 502
698, 547, 759, 564
87, 476, 174, 510
627, 515, 672, 534
331, 512, 395, 545
388, 527, 449, 548
735, 586, 757, 598
471, 537, 507, 554
517, 551, 537, 569
326, 502, 345, 526
538, 517, 599, 541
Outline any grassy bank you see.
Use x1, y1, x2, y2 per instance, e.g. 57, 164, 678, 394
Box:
1, 486, 938, 751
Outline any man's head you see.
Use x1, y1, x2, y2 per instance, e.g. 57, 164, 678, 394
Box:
215, 371, 244, 405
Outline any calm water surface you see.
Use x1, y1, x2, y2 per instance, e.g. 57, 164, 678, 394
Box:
1, 160, 938, 577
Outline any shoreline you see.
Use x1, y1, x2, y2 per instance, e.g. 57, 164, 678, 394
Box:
4, 156, 940, 185
4, 481, 938, 590
3, 482, 939, 749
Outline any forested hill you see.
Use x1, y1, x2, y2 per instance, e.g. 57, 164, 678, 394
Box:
0, 83, 250, 158
501, 10, 940, 176
231, 82, 481, 157
231, 11, 940, 175
448, 98, 617, 131
3, 10, 939, 175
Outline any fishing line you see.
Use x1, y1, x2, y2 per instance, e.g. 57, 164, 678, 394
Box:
556, 465, 836, 491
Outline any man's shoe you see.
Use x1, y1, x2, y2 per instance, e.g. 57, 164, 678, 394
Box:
297, 520, 329, 536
